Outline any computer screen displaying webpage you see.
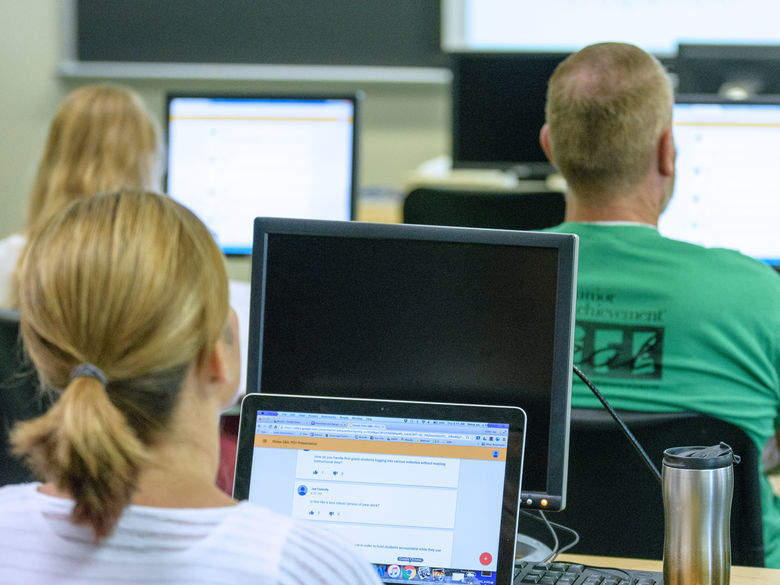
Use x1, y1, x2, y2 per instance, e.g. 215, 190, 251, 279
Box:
660, 101, 780, 267
247, 410, 510, 585
166, 96, 355, 254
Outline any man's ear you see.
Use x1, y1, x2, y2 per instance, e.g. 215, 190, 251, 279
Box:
540, 124, 554, 163
658, 128, 675, 177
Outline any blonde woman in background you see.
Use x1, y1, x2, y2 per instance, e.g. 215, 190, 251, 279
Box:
0, 84, 161, 307
0, 190, 380, 585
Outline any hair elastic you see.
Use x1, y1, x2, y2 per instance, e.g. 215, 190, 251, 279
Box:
69, 363, 108, 387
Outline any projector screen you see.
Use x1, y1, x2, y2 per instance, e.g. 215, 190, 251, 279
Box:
441, 0, 780, 55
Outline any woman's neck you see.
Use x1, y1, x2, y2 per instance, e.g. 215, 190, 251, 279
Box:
40, 381, 236, 510
130, 385, 236, 509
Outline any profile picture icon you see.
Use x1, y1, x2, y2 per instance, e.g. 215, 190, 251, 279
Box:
297, 485, 308, 496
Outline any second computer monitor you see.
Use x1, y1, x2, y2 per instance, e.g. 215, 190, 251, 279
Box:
166, 93, 359, 255
661, 95, 780, 269
248, 218, 578, 511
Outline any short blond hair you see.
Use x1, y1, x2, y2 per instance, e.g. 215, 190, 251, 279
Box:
26, 84, 161, 236
545, 42, 673, 198
12, 190, 228, 540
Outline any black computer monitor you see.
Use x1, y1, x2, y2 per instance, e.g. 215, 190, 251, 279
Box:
660, 95, 780, 269
676, 44, 780, 97
450, 52, 568, 178
165, 93, 359, 255
247, 218, 578, 511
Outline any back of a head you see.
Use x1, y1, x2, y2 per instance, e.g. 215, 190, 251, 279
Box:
545, 42, 673, 198
26, 85, 161, 236
12, 190, 228, 539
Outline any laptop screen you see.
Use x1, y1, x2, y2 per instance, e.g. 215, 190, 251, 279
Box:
234, 394, 526, 585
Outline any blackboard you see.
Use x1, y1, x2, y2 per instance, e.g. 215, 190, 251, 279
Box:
75, 0, 445, 69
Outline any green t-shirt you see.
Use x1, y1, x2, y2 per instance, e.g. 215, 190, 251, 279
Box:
547, 222, 780, 567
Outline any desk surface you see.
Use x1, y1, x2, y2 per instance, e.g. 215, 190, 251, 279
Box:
557, 554, 779, 584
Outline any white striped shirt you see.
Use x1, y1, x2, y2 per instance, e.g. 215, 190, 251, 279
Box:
0, 483, 382, 585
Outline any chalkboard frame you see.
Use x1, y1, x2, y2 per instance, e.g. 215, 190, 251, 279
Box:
59, 0, 451, 84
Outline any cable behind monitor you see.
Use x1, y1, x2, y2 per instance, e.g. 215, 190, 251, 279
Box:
515, 367, 663, 566
572, 365, 662, 485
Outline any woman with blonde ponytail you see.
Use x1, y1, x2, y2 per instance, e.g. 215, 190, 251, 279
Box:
0, 83, 162, 308
0, 190, 379, 585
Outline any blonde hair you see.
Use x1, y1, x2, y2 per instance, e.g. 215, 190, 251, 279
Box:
12, 190, 228, 540
545, 42, 673, 199
25, 84, 161, 236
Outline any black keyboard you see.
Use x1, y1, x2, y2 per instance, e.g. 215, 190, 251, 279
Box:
514, 561, 662, 585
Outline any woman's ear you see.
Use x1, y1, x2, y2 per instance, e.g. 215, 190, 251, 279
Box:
195, 309, 241, 407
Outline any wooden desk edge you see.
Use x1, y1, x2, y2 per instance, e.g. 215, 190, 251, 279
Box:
556, 554, 779, 583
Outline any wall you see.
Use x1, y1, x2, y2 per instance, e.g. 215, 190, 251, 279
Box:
0, 2, 63, 239
0, 2, 451, 259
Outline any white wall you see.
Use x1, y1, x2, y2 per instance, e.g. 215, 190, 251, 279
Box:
0, 2, 450, 242
0, 1, 64, 238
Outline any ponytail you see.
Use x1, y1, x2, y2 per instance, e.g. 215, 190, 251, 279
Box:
12, 372, 148, 540
14, 190, 228, 540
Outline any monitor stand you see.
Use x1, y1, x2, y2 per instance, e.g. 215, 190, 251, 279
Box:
516, 533, 554, 562
515, 515, 556, 562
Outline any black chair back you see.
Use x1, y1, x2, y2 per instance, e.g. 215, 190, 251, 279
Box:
0, 308, 50, 486
403, 187, 565, 230
554, 408, 764, 566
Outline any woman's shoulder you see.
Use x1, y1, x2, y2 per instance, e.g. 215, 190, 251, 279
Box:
0, 233, 26, 258
0, 483, 45, 537
0, 233, 25, 307
222, 502, 380, 585
0, 481, 39, 503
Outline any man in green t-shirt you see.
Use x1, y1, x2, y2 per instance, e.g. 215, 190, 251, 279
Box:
540, 42, 780, 567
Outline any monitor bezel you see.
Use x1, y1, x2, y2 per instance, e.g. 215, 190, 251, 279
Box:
247, 218, 578, 511
674, 92, 780, 106
164, 92, 361, 256
675, 44, 780, 96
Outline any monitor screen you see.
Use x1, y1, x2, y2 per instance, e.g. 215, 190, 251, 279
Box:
660, 96, 780, 268
165, 94, 359, 255
450, 52, 567, 177
247, 218, 578, 511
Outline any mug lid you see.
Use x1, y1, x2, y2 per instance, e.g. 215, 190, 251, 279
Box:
663, 442, 740, 470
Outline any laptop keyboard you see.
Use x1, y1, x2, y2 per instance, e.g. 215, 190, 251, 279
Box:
514, 561, 662, 585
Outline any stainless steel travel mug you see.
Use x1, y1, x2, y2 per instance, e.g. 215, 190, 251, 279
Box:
662, 443, 738, 585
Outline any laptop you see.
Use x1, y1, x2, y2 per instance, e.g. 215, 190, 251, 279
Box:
233, 394, 527, 585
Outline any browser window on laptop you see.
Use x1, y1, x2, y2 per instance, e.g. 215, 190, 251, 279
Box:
233, 395, 526, 585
